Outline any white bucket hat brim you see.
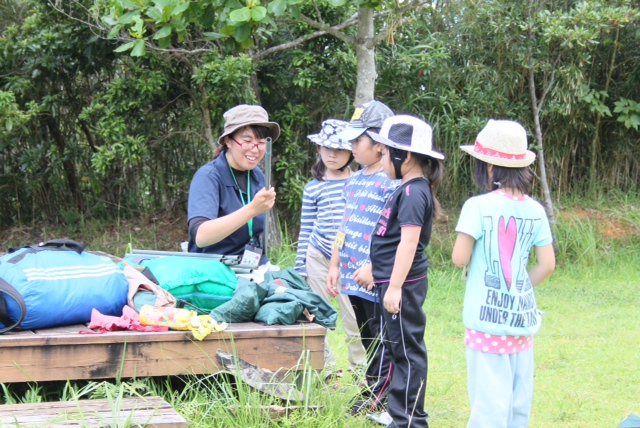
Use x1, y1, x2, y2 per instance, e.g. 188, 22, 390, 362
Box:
369, 115, 445, 159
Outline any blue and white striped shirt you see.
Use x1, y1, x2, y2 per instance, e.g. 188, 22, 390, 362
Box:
295, 178, 349, 276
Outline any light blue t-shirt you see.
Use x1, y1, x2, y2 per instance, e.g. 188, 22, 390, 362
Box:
455, 191, 553, 337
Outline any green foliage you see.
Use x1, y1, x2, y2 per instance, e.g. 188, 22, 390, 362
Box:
0, 90, 32, 133
613, 98, 640, 130
271, 103, 315, 219
192, 54, 257, 108
2, 0, 640, 228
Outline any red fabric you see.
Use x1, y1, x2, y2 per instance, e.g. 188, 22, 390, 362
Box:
85, 305, 168, 334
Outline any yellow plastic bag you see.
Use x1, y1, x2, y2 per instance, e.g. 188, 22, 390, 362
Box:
139, 305, 227, 340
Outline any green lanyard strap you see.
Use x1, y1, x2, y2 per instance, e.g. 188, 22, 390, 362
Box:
228, 166, 254, 242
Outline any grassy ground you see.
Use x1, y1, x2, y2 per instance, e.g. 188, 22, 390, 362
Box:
0, 198, 639, 427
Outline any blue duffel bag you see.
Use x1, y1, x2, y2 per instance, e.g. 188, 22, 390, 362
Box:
0, 239, 129, 333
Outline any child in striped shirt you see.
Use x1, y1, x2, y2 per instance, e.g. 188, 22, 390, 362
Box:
295, 119, 366, 371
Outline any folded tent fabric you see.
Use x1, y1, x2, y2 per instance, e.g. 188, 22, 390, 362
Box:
261, 282, 337, 329
210, 278, 269, 323
264, 268, 312, 291
255, 301, 304, 325
207, 267, 337, 328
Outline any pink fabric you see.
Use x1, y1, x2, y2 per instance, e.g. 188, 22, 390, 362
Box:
465, 328, 533, 355
85, 305, 168, 334
123, 265, 176, 309
473, 141, 527, 160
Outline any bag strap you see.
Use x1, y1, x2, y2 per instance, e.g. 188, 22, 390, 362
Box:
8, 239, 86, 256
38, 239, 86, 254
0, 275, 26, 334
177, 299, 210, 315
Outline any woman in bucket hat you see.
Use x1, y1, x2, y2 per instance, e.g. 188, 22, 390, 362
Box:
365, 114, 444, 428
294, 119, 367, 373
187, 105, 280, 265
452, 119, 556, 428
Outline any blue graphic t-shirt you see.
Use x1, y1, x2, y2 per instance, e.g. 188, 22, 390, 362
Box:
339, 169, 399, 302
455, 191, 553, 337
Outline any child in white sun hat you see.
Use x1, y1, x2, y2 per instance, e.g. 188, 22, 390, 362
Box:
295, 119, 366, 372
366, 114, 445, 428
452, 119, 556, 428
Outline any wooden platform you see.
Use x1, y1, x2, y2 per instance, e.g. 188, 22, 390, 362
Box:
0, 396, 186, 427
0, 322, 326, 383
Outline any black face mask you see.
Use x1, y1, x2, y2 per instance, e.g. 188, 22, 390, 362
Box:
389, 146, 408, 179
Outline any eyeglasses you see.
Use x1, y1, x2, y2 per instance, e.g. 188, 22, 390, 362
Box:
232, 137, 272, 151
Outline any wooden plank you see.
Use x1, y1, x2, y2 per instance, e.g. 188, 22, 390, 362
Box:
0, 396, 187, 427
0, 322, 326, 383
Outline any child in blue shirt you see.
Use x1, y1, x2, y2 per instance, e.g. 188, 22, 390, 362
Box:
327, 100, 399, 415
452, 119, 556, 428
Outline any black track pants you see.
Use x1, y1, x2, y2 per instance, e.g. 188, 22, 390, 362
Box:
380, 276, 429, 428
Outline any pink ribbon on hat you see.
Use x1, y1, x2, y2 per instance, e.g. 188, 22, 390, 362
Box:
474, 141, 526, 160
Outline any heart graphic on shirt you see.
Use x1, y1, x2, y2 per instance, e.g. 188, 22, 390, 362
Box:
350, 256, 357, 263
350, 192, 355, 197
342, 262, 347, 268
375, 182, 381, 188
360, 205, 366, 211
363, 234, 370, 241
498, 216, 517, 290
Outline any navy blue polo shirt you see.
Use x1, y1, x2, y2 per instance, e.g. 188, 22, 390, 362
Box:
187, 153, 266, 259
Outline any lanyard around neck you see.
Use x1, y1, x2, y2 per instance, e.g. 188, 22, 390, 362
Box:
229, 166, 253, 240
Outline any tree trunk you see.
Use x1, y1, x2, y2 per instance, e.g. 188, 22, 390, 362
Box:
528, 69, 556, 224
201, 104, 216, 155
44, 114, 83, 213
354, 7, 376, 106
589, 26, 619, 187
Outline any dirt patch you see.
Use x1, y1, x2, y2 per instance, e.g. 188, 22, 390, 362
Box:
557, 208, 639, 240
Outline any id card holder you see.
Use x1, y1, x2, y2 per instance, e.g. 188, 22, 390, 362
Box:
334, 231, 346, 249
240, 243, 262, 269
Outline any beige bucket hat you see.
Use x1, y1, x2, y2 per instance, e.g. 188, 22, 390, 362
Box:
460, 119, 535, 167
218, 104, 280, 144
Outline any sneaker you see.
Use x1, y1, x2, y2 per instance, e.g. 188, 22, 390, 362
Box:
349, 396, 384, 416
367, 411, 393, 426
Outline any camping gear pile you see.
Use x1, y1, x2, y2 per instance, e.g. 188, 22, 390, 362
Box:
0, 240, 336, 338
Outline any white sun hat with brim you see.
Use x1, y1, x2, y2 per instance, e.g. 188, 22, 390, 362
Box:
369, 115, 445, 159
337, 100, 394, 142
460, 119, 536, 167
307, 119, 352, 150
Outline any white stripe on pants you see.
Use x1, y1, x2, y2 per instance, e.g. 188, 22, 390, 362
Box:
305, 244, 367, 368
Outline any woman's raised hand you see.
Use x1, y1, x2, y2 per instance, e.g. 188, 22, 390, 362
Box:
251, 187, 276, 215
